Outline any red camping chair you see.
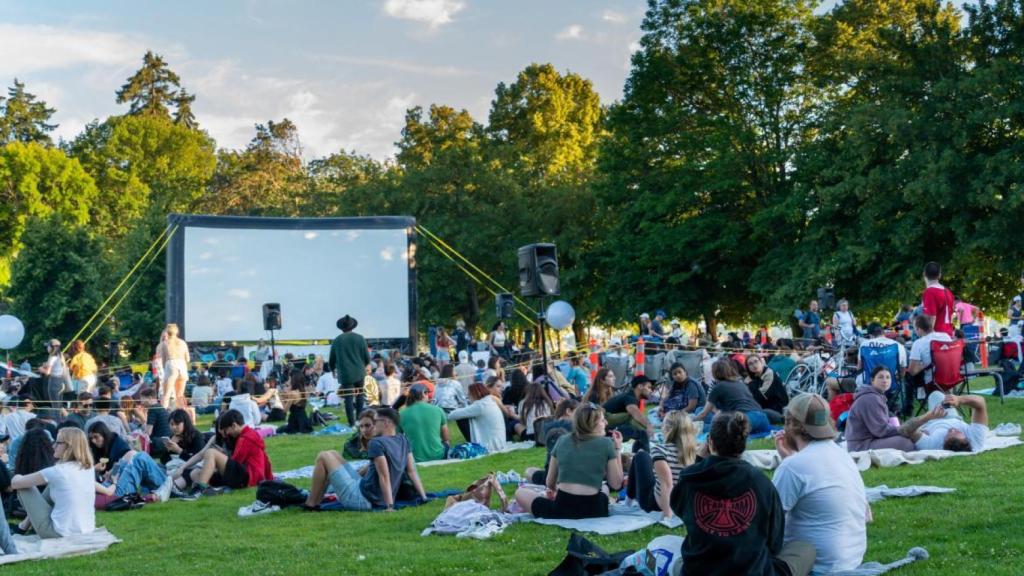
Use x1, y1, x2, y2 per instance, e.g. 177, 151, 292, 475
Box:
920, 338, 1005, 414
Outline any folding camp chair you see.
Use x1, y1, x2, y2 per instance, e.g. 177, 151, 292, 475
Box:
859, 343, 903, 414
920, 339, 1005, 414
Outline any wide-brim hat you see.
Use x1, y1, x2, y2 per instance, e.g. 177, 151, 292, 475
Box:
337, 315, 358, 331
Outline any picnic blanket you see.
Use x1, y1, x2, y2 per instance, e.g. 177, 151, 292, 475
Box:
525, 502, 682, 535
864, 485, 955, 504
421, 500, 516, 540
419, 441, 536, 468
0, 528, 121, 565
976, 387, 1024, 398
743, 429, 1022, 471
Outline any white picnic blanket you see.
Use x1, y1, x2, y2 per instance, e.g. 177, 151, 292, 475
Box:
864, 485, 955, 503
0, 528, 120, 565
743, 429, 1022, 471
525, 502, 682, 535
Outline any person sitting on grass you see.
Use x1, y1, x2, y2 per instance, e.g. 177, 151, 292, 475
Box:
160, 409, 206, 465
626, 410, 698, 520
448, 383, 507, 453
94, 449, 172, 507
693, 358, 773, 435
398, 385, 449, 462
603, 375, 654, 453
64, 393, 94, 430
773, 394, 867, 574
901, 392, 990, 452
13, 426, 55, 477
432, 364, 468, 413
514, 402, 624, 520
140, 388, 172, 458
87, 421, 131, 479
659, 363, 705, 416
190, 376, 216, 414
845, 366, 916, 452
670, 412, 816, 576
343, 409, 377, 460
227, 380, 263, 429
745, 355, 787, 422
301, 407, 427, 512
11, 427, 95, 539
523, 399, 578, 485
276, 371, 313, 435
518, 382, 554, 441
176, 409, 272, 496
85, 398, 129, 438
485, 376, 526, 441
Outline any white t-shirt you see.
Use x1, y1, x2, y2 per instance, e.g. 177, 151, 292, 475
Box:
41, 462, 96, 536
909, 332, 954, 383
857, 336, 908, 385
833, 311, 856, 344
316, 372, 340, 395
191, 385, 213, 408
2, 410, 36, 439
773, 440, 867, 573
46, 355, 64, 377
216, 378, 234, 396
915, 418, 987, 452
228, 394, 262, 429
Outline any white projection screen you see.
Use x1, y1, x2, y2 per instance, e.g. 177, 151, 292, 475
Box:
166, 215, 416, 352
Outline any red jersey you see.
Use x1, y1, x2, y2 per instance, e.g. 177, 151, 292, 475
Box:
922, 284, 955, 337
232, 426, 273, 486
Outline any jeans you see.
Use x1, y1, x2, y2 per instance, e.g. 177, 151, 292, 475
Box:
113, 452, 167, 497
744, 410, 771, 435
0, 502, 16, 554
341, 384, 365, 426
327, 463, 372, 511
625, 450, 659, 512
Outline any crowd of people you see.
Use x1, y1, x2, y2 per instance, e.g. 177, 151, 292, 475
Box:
0, 261, 1014, 575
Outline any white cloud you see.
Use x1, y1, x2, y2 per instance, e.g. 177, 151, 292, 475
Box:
556, 24, 585, 41
0, 24, 149, 76
382, 0, 465, 27
601, 10, 627, 23
310, 53, 473, 78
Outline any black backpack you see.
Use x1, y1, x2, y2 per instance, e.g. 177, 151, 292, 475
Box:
256, 480, 307, 507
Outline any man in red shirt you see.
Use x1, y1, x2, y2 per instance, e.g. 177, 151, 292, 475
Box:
921, 262, 955, 337
183, 409, 273, 496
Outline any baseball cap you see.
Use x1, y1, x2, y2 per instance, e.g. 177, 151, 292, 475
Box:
786, 393, 836, 440
630, 375, 654, 388
866, 322, 883, 336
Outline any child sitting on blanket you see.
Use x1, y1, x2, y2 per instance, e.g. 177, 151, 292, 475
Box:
94, 450, 171, 507
514, 403, 624, 520
301, 407, 427, 511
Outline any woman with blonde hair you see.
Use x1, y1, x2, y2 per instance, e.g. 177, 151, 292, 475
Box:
11, 428, 95, 538
157, 323, 190, 409
626, 410, 699, 520
514, 402, 624, 519
68, 340, 98, 394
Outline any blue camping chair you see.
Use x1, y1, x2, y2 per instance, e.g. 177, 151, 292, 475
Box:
860, 343, 902, 409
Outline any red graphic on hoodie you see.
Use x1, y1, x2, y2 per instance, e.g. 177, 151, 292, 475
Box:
694, 489, 757, 537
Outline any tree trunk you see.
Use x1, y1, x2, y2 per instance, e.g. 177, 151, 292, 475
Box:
703, 309, 718, 342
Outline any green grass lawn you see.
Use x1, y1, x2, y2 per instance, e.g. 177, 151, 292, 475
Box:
4, 394, 1024, 575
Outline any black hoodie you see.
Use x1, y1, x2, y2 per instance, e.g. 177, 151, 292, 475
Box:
670, 455, 787, 576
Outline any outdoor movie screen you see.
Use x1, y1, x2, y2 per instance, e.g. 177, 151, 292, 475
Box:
165, 214, 416, 345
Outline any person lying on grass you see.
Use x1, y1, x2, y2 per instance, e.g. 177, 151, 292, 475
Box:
170, 409, 272, 497
514, 402, 624, 520
94, 450, 172, 507
900, 392, 990, 452
301, 406, 427, 512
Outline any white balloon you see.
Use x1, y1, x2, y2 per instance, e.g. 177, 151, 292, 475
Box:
545, 301, 576, 330
0, 315, 25, 350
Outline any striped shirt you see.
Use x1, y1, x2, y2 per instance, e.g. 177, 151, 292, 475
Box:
650, 442, 686, 501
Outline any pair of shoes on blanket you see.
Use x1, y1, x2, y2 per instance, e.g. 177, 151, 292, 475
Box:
994, 423, 1022, 437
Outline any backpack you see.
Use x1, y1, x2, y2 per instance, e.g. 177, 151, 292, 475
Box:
256, 480, 308, 507
105, 493, 145, 512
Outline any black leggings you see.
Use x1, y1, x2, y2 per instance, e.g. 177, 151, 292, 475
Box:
342, 384, 365, 426
531, 489, 609, 520
625, 450, 659, 513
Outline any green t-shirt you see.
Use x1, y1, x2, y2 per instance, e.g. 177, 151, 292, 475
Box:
400, 402, 446, 462
552, 434, 617, 489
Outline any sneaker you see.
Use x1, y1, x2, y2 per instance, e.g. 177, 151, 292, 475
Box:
155, 476, 174, 503
201, 486, 228, 497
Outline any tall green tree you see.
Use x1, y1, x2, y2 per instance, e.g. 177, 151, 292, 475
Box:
595, 0, 818, 334
116, 51, 183, 118
172, 89, 198, 129
202, 119, 307, 215
0, 142, 97, 286
753, 0, 967, 317
6, 214, 108, 361
67, 115, 216, 231
0, 79, 57, 145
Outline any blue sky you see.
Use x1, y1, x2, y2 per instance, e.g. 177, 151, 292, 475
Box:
0, 0, 646, 158
0, 0, 972, 159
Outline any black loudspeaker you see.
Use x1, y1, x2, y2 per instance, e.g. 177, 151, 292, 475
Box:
496, 293, 515, 319
262, 303, 282, 331
517, 243, 560, 297
816, 287, 835, 310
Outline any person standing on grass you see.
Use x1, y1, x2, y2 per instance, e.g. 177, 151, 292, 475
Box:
157, 323, 190, 409
302, 406, 427, 511
330, 315, 370, 426
921, 262, 955, 337
773, 394, 867, 574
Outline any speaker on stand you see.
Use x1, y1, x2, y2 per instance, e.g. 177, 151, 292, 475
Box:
262, 303, 281, 366
517, 244, 560, 374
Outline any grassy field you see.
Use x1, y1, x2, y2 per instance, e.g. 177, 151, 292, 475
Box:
3, 394, 1023, 576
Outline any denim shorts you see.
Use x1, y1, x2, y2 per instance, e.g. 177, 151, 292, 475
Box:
328, 462, 372, 511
